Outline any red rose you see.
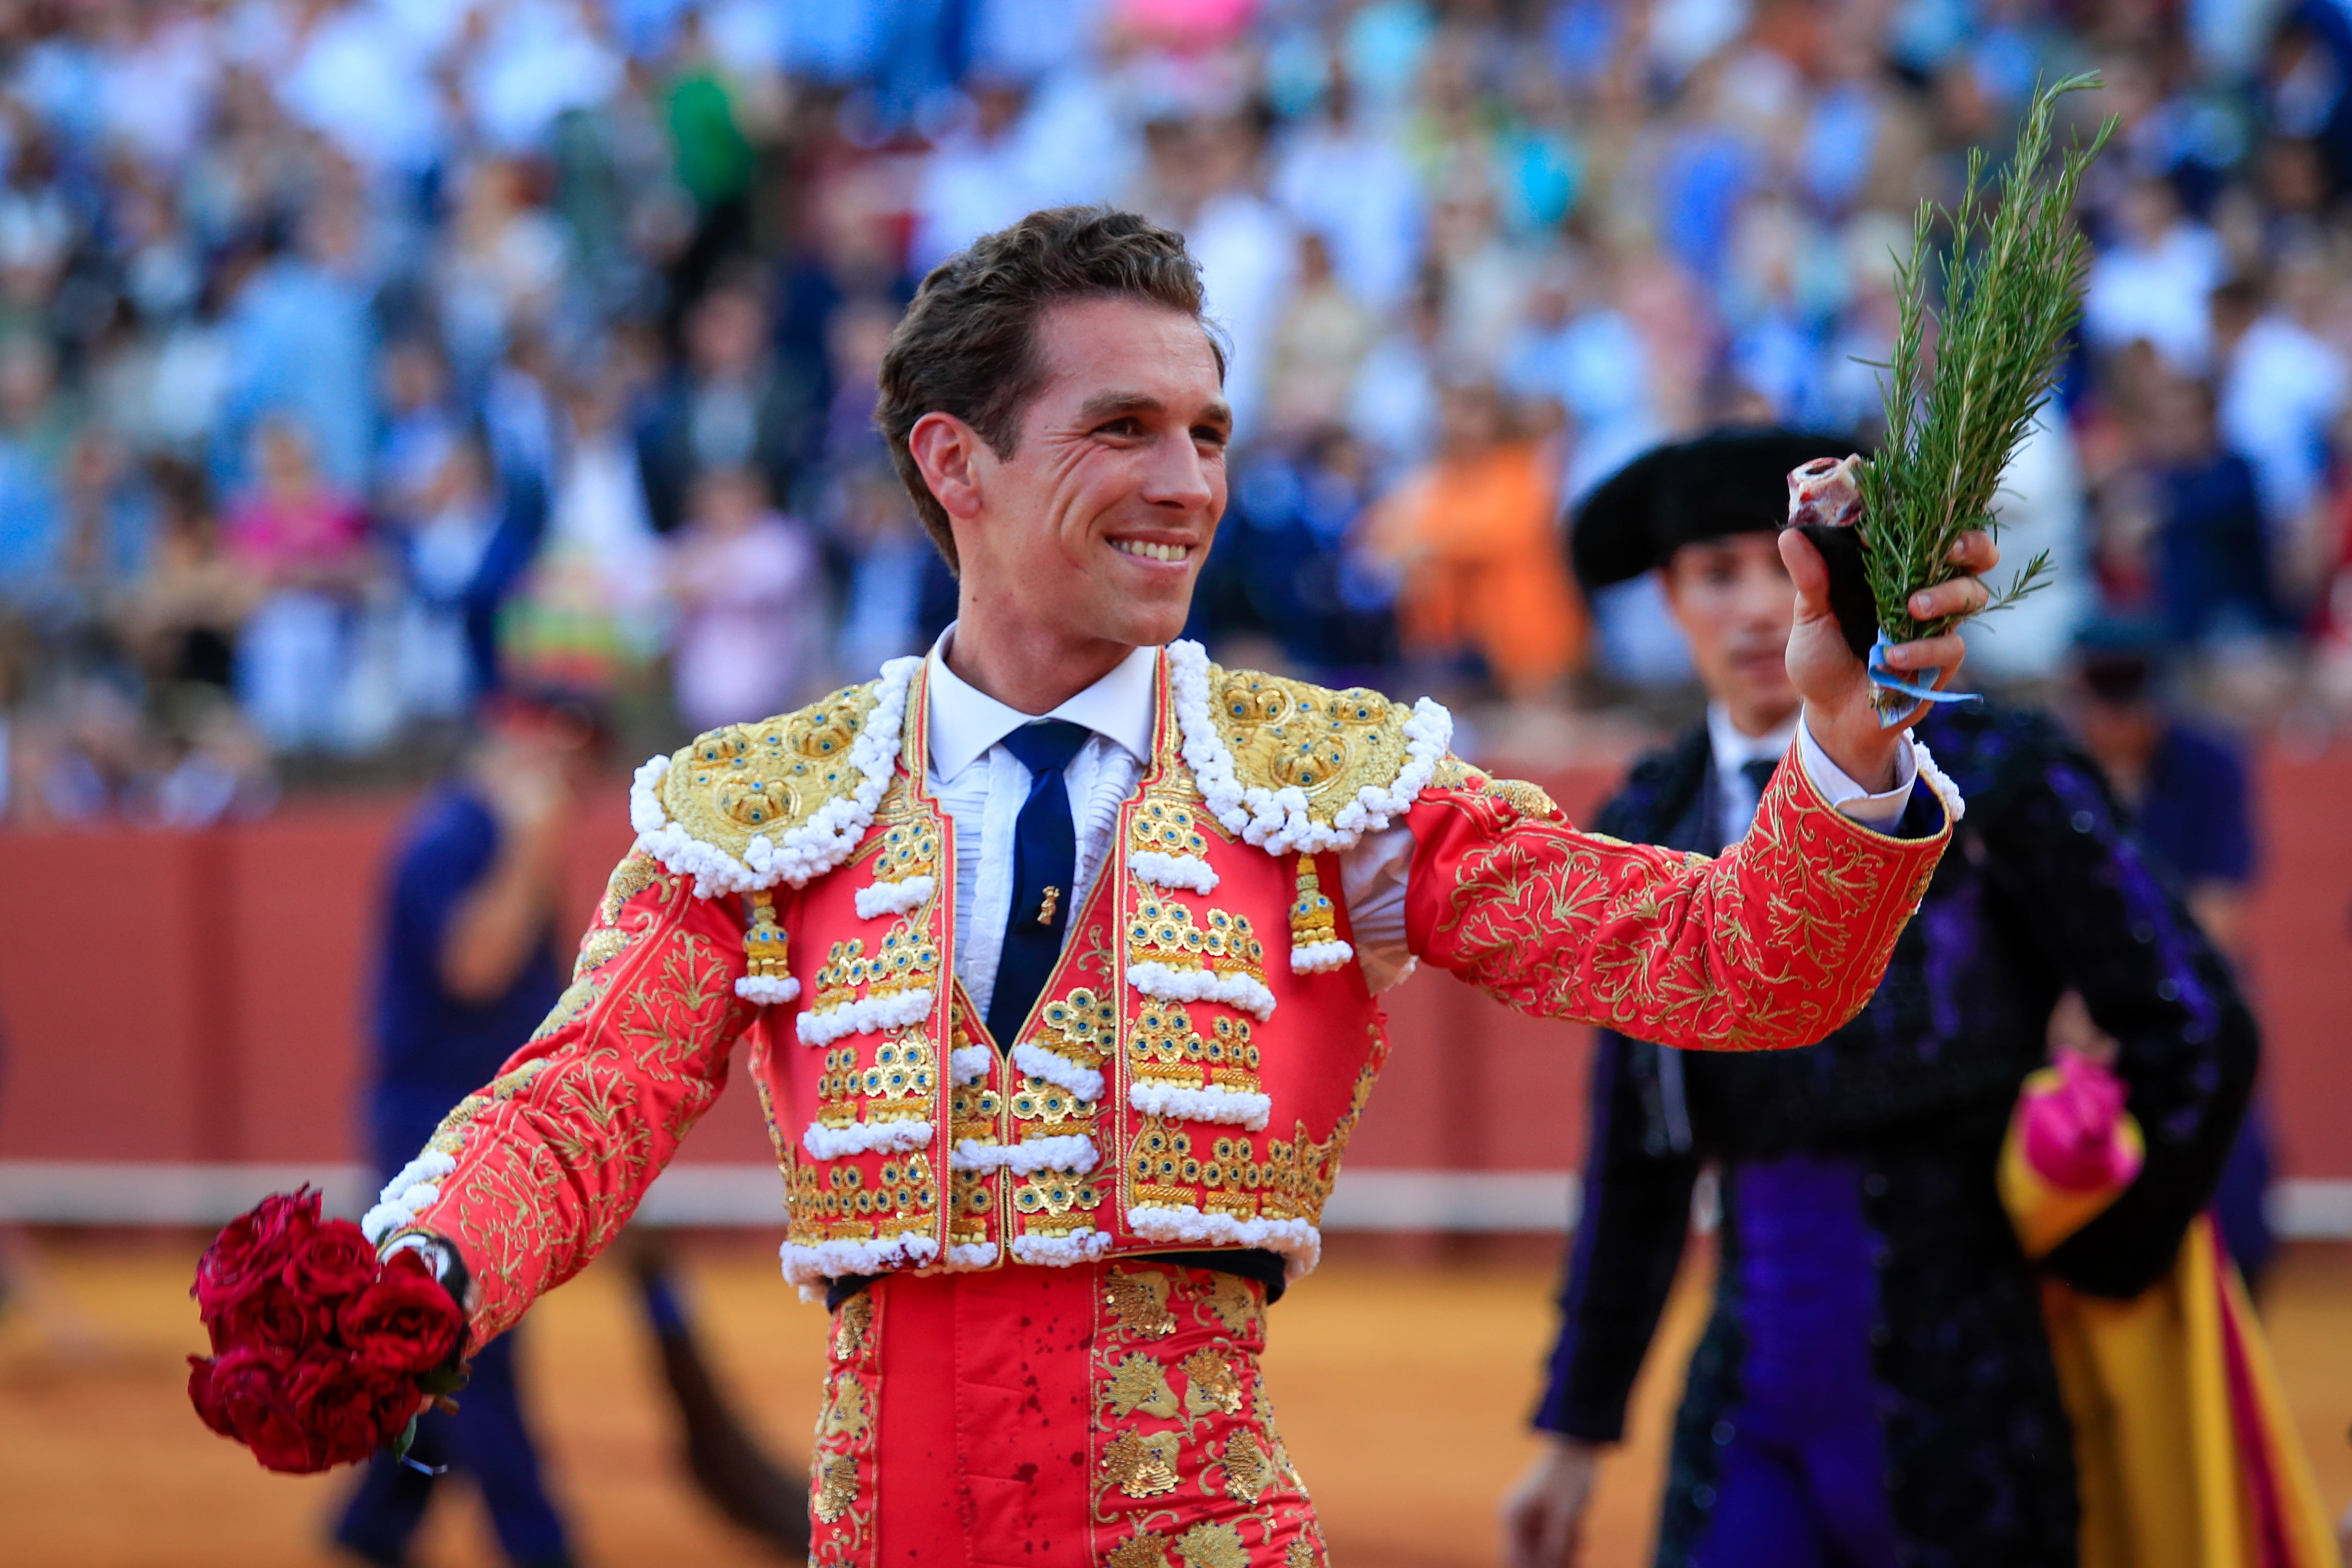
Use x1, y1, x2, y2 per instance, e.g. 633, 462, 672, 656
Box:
209, 1277, 328, 1355
187, 1355, 235, 1437
336, 1250, 464, 1374
285, 1352, 417, 1468
193, 1189, 321, 1319
284, 1219, 381, 1304
195, 1344, 329, 1474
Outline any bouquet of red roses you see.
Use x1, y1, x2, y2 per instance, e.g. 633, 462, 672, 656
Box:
186, 1188, 465, 1474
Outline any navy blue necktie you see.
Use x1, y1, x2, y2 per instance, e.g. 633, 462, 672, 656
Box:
986, 719, 1092, 1047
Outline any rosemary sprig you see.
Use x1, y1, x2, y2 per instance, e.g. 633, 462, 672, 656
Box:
1856, 73, 2116, 649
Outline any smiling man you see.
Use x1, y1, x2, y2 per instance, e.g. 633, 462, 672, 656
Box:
363, 210, 1995, 1565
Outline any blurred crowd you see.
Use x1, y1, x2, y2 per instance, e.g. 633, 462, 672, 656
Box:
5, 0, 2352, 826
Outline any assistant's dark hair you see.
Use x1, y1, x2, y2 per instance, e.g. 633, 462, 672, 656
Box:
874, 206, 1225, 572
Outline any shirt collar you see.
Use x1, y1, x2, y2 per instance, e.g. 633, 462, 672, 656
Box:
924, 625, 1160, 779
1706, 702, 1799, 776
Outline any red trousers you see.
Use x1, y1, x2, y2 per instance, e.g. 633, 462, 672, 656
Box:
808, 1260, 1327, 1567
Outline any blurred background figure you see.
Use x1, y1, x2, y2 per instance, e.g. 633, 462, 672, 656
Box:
665, 463, 824, 732
339, 687, 599, 1568
2068, 622, 2280, 1290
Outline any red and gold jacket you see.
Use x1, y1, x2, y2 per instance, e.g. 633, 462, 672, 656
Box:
369, 643, 1951, 1345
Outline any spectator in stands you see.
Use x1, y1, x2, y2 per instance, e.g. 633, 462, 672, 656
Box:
635, 273, 811, 537
1365, 378, 1584, 697
224, 416, 375, 751
666, 463, 824, 732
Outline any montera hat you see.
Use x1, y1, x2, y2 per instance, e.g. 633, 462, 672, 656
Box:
1570, 427, 1872, 591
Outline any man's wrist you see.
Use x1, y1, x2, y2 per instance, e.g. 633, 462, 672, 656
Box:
1799, 702, 1903, 796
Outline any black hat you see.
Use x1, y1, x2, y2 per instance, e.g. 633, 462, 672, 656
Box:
1570, 427, 1871, 590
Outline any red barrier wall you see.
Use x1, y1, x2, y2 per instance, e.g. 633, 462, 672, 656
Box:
1, 752, 2344, 1180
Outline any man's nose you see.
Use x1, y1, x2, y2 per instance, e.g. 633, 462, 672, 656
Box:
1139, 431, 1216, 509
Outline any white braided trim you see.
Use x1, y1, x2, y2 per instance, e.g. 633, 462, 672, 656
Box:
1289, 939, 1354, 975
946, 1241, 1000, 1268
802, 1118, 934, 1160
1167, 639, 1452, 856
1010, 1229, 1113, 1265
1011, 1040, 1105, 1103
735, 975, 802, 1004
633, 656, 921, 896
795, 987, 935, 1047
1127, 849, 1219, 893
1909, 735, 1966, 825
950, 1044, 994, 1086
854, 875, 936, 920
780, 1232, 939, 1286
1125, 1204, 1322, 1277
949, 1134, 1099, 1175
1126, 1080, 1272, 1131
1127, 960, 1276, 1021
361, 1150, 458, 1244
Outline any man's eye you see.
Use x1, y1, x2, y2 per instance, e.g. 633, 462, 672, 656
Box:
1096, 418, 1143, 438
1193, 427, 1229, 449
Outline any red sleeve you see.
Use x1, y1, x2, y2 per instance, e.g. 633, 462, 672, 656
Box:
1403, 743, 1947, 1051
401, 852, 755, 1344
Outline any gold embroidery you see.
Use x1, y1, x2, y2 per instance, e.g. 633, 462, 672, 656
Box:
1180, 1347, 1243, 1415
1219, 1430, 1274, 1505
832, 1293, 874, 1361
1285, 1542, 1321, 1568
1172, 1521, 1249, 1568
1481, 776, 1561, 820
1100, 1430, 1180, 1498
871, 819, 939, 881
660, 681, 883, 863
813, 1452, 860, 1522
1127, 898, 1267, 983
1210, 666, 1413, 816
1130, 799, 1211, 859
1105, 1353, 1181, 1418
1105, 1271, 1178, 1337
1203, 1274, 1263, 1337
425, 1060, 552, 1155
820, 1378, 871, 1442
1107, 1533, 1174, 1568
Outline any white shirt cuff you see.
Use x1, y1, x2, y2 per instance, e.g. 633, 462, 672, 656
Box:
1796, 715, 1917, 830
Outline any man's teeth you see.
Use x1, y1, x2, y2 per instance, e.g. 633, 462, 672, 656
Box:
1113, 540, 1190, 562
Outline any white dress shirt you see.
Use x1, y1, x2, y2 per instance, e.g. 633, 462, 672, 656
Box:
922, 628, 1919, 1015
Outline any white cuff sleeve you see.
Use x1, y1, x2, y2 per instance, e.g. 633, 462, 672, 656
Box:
1796, 715, 1917, 830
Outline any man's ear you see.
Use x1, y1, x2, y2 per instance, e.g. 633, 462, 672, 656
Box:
908, 412, 986, 525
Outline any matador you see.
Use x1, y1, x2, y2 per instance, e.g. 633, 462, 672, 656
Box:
362, 207, 2000, 1566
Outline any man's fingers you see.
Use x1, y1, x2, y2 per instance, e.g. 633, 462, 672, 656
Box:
1907, 575, 1992, 622
1776, 526, 1830, 616
1879, 632, 1967, 675
1948, 528, 2001, 572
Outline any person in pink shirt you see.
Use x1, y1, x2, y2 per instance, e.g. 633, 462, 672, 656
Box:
665, 464, 825, 732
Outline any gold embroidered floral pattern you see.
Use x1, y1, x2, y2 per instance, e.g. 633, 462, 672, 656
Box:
809, 1287, 879, 1558
1107, 1353, 1182, 1418
1216, 1431, 1274, 1505
1416, 749, 1947, 1053
1106, 1270, 1178, 1337
660, 681, 881, 862
1181, 1348, 1243, 1416
1209, 666, 1412, 808
1088, 1263, 1324, 1566
1102, 1430, 1181, 1497
870, 820, 939, 882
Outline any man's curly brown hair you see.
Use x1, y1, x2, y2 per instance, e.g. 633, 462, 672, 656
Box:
874, 206, 1227, 573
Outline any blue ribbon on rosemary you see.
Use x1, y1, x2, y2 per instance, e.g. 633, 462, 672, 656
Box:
1869, 632, 1982, 728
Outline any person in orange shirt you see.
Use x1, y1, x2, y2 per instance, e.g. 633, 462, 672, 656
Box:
1366, 380, 1587, 695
